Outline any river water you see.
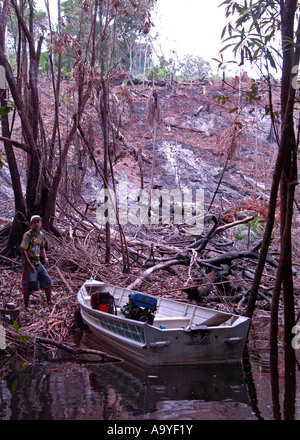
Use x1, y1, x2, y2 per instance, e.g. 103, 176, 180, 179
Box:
1, 316, 300, 421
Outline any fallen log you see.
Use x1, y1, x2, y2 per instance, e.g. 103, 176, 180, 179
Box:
36, 337, 121, 363
55, 266, 73, 294
193, 105, 204, 117
164, 121, 205, 134
214, 216, 255, 234
184, 271, 217, 300
190, 215, 220, 251
127, 258, 182, 290
196, 245, 278, 269
0, 254, 21, 269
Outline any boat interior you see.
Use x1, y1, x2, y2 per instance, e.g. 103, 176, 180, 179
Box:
82, 281, 241, 330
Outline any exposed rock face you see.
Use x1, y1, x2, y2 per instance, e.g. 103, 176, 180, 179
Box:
0, 79, 278, 224
0, 165, 15, 218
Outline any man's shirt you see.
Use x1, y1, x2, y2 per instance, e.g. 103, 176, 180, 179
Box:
20, 228, 45, 265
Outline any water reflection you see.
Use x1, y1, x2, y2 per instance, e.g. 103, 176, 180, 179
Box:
269, 346, 297, 420
0, 320, 299, 420
1, 357, 250, 420
88, 361, 249, 414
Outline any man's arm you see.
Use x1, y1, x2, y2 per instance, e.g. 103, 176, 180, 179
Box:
41, 247, 49, 266
21, 249, 35, 273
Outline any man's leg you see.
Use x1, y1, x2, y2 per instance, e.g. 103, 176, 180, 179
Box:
22, 263, 34, 309
24, 290, 30, 309
45, 286, 53, 306
37, 263, 53, 306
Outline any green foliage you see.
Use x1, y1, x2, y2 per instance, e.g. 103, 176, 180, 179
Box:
0, 105, 14, 116
58, 0, 156, 75
6, 0, 156, 79
233, 216, 264, 243
217, 78, 263, 115
61, 0, 91, 39
13, 320, 31, 346
0, 153, 3, 169
39, 52, 51, 76
214, 94, 231, 106
218, 0, 282, 71
146, 56, 173, 80
245, 80, 262, 105
9, 364, 32, 395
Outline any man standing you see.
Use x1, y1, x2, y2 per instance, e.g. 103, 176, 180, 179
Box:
20, 215, 53, 309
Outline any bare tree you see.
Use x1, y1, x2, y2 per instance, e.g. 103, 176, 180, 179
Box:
0, 0, 97, 254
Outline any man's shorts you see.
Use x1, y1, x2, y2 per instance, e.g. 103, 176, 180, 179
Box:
22, 262, 52, 296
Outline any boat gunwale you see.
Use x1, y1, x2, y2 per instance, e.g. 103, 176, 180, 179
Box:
77, 281, 250, 332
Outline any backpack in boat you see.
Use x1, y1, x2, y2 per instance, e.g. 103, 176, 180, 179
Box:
90, 291, 116, 314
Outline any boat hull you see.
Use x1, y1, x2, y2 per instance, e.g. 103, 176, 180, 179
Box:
77, 281, 250, 366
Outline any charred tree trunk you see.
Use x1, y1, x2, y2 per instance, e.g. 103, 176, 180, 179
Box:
0, 0, 45, 243
0, 88, 28, 255
101, 80, 111, 264
99, 0, 111, 264
0, 1, 28, 255
247, 0, 298, 352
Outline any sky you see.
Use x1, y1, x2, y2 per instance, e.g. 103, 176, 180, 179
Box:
38, 0, 226, 54
37, 0, 231, 73
153, 0, 225, 63
153, 1, 282, 77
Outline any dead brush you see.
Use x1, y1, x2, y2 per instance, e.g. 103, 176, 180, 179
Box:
146, 90, 161, 130
208, 122, 241, 212
120, 85, 134, 113
216, 122, 241, 159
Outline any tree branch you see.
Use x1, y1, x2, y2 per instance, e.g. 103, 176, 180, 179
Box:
0, 135, 30, 153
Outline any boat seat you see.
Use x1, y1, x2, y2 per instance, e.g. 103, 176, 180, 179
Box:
200, 314, 232, 327
155, 316, 182, 320
153, 316, 190, 329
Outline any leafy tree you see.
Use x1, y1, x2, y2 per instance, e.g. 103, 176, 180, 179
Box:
58, 0, 156, 75
147, 55, 172, 81
180, 54, 212, 82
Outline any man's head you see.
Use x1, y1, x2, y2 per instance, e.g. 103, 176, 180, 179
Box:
30, 215, 42, 231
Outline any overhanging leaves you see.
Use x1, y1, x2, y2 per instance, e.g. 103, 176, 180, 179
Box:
0, 105, 14, 116
219, 0, 282, 70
